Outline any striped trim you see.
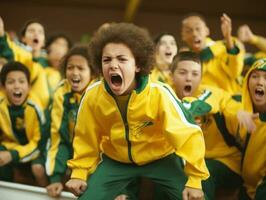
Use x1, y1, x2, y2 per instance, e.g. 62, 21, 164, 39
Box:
27, 100, 46, 125
77, 81, 101, 116
151, 83, 201, 130
198, 90, 212, 101
20, 148, 40, 163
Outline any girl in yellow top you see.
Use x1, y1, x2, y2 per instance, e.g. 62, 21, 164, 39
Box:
234, 59, 266, 200
66, 23, 209, 200
45, 46, 97, 197
150, 32, 178, 88
0, 61, 47, 186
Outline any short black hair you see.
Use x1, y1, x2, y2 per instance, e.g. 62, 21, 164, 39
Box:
0, 61, 30, 86
20, 19, 46, 38
170, 51, 201, 73
88, 22, 155, 76
45, 33, 73, 51
153, 32, 177, 46
181, 12, 207, 27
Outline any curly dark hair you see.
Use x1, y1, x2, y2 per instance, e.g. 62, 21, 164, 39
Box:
60, 45, 98, 78
88, 23, 155, 76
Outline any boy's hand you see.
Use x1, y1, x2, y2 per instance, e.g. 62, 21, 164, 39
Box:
0, 16, 5, 37
0, 151, 12, 166
65, 178, 87, 197
221, 13, 234, 50
238, 25, 254, 43
46, 182, 64, 197
182, 187, 204, 200
237, 110, 259, 133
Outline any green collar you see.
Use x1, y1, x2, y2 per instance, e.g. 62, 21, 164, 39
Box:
104, 75, 149, 96
259, 113, 266, 122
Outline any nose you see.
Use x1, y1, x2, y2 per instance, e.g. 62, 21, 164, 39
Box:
110, 60, 119, 70
186, 73, 192, 81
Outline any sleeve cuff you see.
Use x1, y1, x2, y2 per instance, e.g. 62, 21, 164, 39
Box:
70, 168, 88, 181
49, 174, 63, 183
227, 45, 240, 55
250, 35, 259, 45
185, 176, 202, 189
10, 150, 19, 163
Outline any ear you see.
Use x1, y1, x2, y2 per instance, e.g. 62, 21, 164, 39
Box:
135, 66, 141, 73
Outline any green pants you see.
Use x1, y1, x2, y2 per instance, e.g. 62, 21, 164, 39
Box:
202, 159, 242, 200
78, 153, 187, 200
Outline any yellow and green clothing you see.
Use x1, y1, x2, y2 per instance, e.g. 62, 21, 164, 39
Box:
249, 35, 266, 53
188, 85, 242, 174
68, 75, 209, 190
200, 38, 244, 95
44, 67, 62, 95
235, 59, 266, 199
183, 85, 243, 199
0, 96, 45, 163
150, 67, 174, 88
46, 80, 82, 183
0, 34, 50, 109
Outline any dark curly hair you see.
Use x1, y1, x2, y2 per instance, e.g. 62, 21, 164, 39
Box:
60, 45, 98, 78
88, 23, 155, 76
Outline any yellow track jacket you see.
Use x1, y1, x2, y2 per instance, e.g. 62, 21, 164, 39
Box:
46, 80, 81, 183
0, 34, 50, 109
183, 85, 242, 174
200, 38, 244, 95
234, 59, 266, 199
0, 96, 45, 163
67, 75, 209, 189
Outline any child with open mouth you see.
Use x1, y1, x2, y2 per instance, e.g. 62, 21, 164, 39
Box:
171, 51, 243, 200
65, 23, 209, 200
0, 61, 48, 187
45, 46, 98, 198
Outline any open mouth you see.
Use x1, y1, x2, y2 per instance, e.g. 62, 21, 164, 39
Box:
165, 52, 172, 57
255, 88, 265, 97
72, 79, 81, 84
111, 74, 122, 86
33, 38, 39, 44
184, 85, 192, 93
13, 91, 22, 98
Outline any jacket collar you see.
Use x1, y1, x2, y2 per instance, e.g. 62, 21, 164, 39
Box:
104, 75, 149, 96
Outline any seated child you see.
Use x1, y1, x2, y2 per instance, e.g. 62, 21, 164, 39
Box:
0, 61, 47, 186
171, 51, 243, 200
235, 59, 266, 200
45, 46, 97, 197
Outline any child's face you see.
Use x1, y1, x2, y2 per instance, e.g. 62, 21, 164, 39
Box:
22, 23, 45, 52
248, 70, 266, 112
48, 38, 69, 70
172, 60, 202, 99
102, 43, 140, 96
66, 55, 91, 93
4, 71, 30, 106
181, 16, 209, 53
156, 35, 178, 66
